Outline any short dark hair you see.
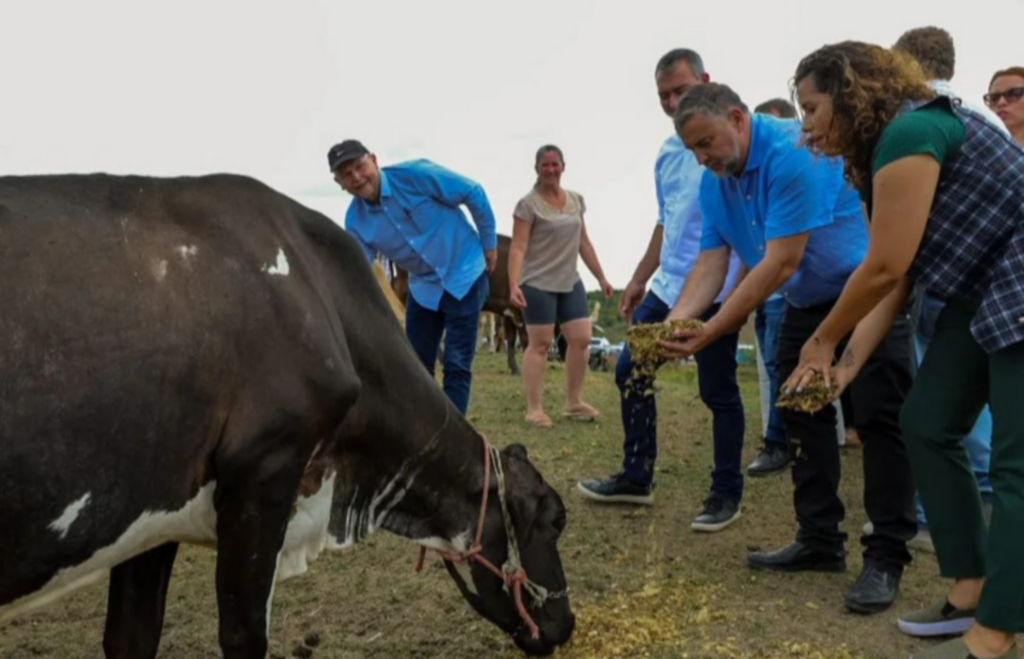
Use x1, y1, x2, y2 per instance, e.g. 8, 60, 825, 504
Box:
754, 98, 797, 118
893, 26, 955, 81
655, 48, 705, 79
991, 66, 1024, 87
674, 82, 749, 130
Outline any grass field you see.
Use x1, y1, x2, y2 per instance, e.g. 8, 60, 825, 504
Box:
1, 351, 963, 659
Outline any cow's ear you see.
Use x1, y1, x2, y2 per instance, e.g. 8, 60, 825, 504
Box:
503, 443, 529, 461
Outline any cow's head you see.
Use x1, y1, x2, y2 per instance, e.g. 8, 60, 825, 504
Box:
443, 444, 574, 656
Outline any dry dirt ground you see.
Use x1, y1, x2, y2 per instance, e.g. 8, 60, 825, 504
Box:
1, 351, 994, 659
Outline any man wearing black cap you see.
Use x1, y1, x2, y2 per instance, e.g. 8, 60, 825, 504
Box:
329, 140, 497, 415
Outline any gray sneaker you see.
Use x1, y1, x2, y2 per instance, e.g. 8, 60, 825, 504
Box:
898, 599, 976, 637
910, 637, 1019, 659
691, 494, 741, 533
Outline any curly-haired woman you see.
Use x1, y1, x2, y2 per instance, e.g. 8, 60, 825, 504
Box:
787, 42, 1024, 659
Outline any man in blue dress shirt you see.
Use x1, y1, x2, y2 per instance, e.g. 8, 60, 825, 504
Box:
657, 83, 916, 615
329, 140, 497, 415
576, 49, 747, 535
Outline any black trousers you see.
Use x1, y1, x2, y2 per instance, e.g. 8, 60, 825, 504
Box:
776, 299, 917, 569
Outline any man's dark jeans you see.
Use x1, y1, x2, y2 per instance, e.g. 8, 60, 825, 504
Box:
617, 291, 746, 503
405, 273, 489, 415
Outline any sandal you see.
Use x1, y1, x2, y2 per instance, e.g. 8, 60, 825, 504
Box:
525, 413, 553, 428
563, 405, 601, 422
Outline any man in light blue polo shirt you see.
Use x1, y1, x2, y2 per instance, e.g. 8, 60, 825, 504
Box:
329, 139, 497, 415
577, 48, 747, 535
657, 83, 917, 615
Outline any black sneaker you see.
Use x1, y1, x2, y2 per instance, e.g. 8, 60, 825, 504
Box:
691, 494, 741, 532
577, 473, 654, 505
746, 443, 792, 477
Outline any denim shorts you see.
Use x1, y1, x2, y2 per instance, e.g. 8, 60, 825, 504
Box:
521, 280, 589, 326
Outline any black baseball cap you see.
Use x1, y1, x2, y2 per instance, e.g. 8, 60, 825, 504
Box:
327, 139, 370, 172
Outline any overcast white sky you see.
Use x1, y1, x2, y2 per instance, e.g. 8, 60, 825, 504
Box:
3, 0, 1022, 289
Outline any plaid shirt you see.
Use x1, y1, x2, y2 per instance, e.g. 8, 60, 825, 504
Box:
903, 97, 1024, 353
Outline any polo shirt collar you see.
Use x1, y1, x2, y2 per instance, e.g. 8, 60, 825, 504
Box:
742, 113, 767, 175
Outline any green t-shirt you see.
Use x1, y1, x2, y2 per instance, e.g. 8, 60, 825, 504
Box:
861, 100, 966, 209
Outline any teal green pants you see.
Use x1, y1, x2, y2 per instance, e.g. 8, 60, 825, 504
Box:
900, 298, 1024, 632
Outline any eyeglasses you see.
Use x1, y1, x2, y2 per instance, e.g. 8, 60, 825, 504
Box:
983, 86, 1024, 108
334, 157, 372, 185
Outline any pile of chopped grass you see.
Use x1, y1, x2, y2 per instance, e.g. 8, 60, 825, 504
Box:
555, 577, 865, 659
555, 579, 724, 658
775, 374, 837, 413
625, 319, 704, 384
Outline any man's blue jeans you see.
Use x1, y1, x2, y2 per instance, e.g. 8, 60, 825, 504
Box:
915, 293, 993, 525
405, 273, 489, 415
755, 297, 788, 446
617, 291, 746, 503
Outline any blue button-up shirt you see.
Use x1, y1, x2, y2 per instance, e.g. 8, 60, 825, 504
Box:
650, 135, 742, 307
698, 115, 868, 309
345, 159, 497, 311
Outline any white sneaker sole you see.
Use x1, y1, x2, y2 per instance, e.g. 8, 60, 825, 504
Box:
897, 616, 974, 638
576, 483, 654, 506
691, 509, 742, 533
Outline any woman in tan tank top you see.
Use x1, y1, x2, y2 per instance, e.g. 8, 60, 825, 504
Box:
508, 145, 614, 428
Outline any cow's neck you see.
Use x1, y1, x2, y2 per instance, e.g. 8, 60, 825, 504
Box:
300, 216, 490, 554
327, 403, 486, 553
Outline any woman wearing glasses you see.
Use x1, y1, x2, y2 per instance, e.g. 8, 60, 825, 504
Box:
790, 42, 1024, 659
986, 67, 1024, 146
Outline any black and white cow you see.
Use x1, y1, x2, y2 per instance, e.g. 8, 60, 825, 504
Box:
0, 174, 575, 658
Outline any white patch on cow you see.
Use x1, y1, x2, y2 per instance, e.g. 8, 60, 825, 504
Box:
277, 473, 336, 582
414, 532, 478, 595
451, 559, 479, 596
48, 493, 92, 540
150, 258, 169, 282
266, 551, 281, 638
262, 248, 290, 277
175, 245, 199, 272
329, 487, 363, 551
416, 531, 471, 555
328, 414, 455, 552
0, 482, 217, 624
367, 468, 417, 532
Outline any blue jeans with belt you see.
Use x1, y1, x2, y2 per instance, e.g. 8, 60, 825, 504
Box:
915, 293, 993, 526
405, 273, 489, 415
755, 296, 788, 446
616, 291, 745, 502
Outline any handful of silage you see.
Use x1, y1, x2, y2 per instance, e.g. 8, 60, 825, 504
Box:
776, 373, 837, 413
626, 318, 705, 380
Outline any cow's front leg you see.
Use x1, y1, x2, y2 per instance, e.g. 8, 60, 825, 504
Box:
213, 460, 304, 659
102, 542, 179, 659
